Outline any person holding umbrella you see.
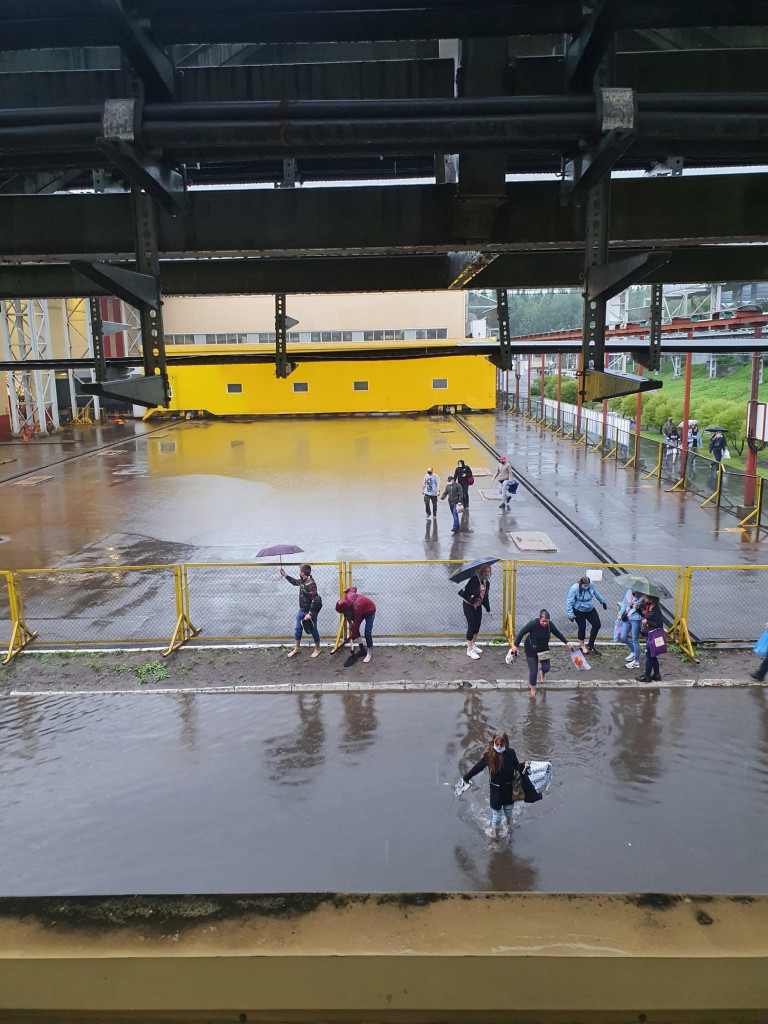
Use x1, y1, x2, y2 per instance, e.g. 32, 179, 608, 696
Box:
280, 563, 322, 659
450, 558, 498, 659
508, 610, 575, 696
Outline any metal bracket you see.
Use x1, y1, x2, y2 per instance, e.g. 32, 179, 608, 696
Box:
581, 369, 662, 403
72, 261, 159, 309
274, 293, 298, 379
562, 88, 636, 202
96, 138, 186, 214
493, 288, 513, 372
88, 296, 107, 383
81, 374, 167, 408
647, 281, 663, 371
446, 252, 499, 290
566, 0, 617, 94
102, 98, 137, 141
95, 0, 175, 100
586, 250, 671, 303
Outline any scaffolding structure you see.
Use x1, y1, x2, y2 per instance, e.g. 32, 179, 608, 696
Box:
1, 299, 59, 436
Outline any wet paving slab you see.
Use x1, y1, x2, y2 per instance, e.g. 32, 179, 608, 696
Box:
0, 686, 766, 896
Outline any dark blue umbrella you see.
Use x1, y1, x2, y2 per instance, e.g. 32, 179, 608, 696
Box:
449, 558, 501, 584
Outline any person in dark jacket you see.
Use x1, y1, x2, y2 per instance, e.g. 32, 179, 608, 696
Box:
637, 594, 664, 682
440, 474, 464, 533
709, 430, 727, 465
461, 729, 540, 838
461, 565, 492, 660
454, 459, 473, 508
281, 563, 322, 658
335, 586, 376, 664
509, 609, 574, 696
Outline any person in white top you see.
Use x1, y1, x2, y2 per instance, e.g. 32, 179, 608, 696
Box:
422, 467, 441, 518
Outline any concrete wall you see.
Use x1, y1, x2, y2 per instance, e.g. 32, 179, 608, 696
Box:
162, 291, 466, 337
167, 344, 495, 415
1, 892, 766, 1022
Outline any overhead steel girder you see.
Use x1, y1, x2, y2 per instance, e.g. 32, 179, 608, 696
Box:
70, 260, 159, 308
1, 246, 767, 299
2, 175, 768, 262
0, 60, 456, 110
3, 1, 768, 49
586, 251, 672, 303
93, 0, 175, 100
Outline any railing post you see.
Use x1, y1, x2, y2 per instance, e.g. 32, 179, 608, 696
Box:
673, 567, 698, 662
3, 571, 37, 665
164, 565, 201, 656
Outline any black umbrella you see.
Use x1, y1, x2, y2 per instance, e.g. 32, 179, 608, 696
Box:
449, 558, 501, 584
704, 426, 728, 433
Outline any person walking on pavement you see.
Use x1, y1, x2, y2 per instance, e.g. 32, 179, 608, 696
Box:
281, 563, 323, 659
620, 589, 643, 670
566, 575, 608, 656
460, 565, 493, 659
440, 474, 464, 533
459, 730, 540, 838
749, 622, 768, 681
492, 455, 514, 508
709, 430, 727, 466
454, 458, 473, 509
509, 610, 575, 697
501, 477, 519, 510
422, 466, 440, 518
335, 587, 376, 664
662, 416, 675, 440
637, 594, 664, 682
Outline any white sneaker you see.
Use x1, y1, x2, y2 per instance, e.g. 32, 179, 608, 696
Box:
629, 660, 640, 669
466, 648, 480, 660
625, 654, 635, 663
474, 644, 483, 652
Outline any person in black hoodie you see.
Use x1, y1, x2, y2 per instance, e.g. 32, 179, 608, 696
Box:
509, 609, 574, 696
454, 458, 473, 509
460, 565, 492, 660
461, 729, 540, 838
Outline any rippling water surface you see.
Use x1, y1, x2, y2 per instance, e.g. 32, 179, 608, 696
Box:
0, 689, 766, 895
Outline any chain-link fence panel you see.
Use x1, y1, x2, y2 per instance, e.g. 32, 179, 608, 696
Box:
637, 434, 662, 476
184, 562, 344, 641
348, 561, 506, 639
511, 560, 682, 643
685, 566, 768, 642
15, 565, 178, 646
682, 449, 718, 499
0, 572, 11, 649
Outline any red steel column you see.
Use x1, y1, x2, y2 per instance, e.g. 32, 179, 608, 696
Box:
576, 352, 583, 438
540, 353, 546, 422
527, 357, 532, 414
745, 345, 762, 507
634, 363, 643, 462
557, 353, 562, 429
515, 364, 520, 412
602, 352, 609, 447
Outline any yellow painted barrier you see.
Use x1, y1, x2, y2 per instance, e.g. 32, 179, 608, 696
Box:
3, 557, 768, 664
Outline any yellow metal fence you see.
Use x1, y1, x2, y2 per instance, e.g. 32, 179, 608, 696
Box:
0, 558, 764, 664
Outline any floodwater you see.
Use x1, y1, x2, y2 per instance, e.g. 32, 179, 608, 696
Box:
1, 687, 766, 896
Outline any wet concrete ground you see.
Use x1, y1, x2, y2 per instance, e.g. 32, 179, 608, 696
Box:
1, 685, 766, 896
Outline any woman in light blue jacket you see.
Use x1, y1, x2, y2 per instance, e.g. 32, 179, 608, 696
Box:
620, 589, 643, 669
566, 577, 607, 656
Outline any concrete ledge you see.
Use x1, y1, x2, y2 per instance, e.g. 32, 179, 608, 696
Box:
0, 893, 766, 1021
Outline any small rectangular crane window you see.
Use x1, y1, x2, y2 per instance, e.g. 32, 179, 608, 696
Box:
293, 382, 309, 393
227, 383, 243, 394
353, 381, 369, 391
432, 378, 448, 389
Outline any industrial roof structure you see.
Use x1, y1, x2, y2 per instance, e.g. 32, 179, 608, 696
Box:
1, 1, 767, 404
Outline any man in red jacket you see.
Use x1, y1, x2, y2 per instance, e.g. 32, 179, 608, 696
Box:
335, 587, 376, 664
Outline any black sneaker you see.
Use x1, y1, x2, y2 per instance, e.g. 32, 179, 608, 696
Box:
749, 671, 765, 681
498, 503, 505, 509
586, 647, 602, 657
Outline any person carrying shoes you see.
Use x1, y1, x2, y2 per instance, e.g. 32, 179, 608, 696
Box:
492, 455, 514, 508
566, 575, 607, 656
509, 610, 575, 697
440, 474, 464, 533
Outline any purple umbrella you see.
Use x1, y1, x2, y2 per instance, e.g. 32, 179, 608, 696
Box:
256, 543, 304, 564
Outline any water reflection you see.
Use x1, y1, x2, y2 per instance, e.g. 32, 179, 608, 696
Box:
609, 690, 663, 789
340, 693, 378, 758
454, 842, 538, 892
264, 693, 326, 786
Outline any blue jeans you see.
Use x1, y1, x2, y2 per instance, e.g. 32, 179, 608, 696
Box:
356, 611, 375, 649
294, 609, 319, 644
621, 618, 641, 661
491, 805, 513, 829
449, 502, 460, 529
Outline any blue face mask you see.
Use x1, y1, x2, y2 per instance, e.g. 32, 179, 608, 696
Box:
493, 744, 505, 753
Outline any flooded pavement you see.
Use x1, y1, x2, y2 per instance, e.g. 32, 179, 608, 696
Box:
480, 411, 767, 567
1, 687, 766, 896
0, 415, 600, 571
